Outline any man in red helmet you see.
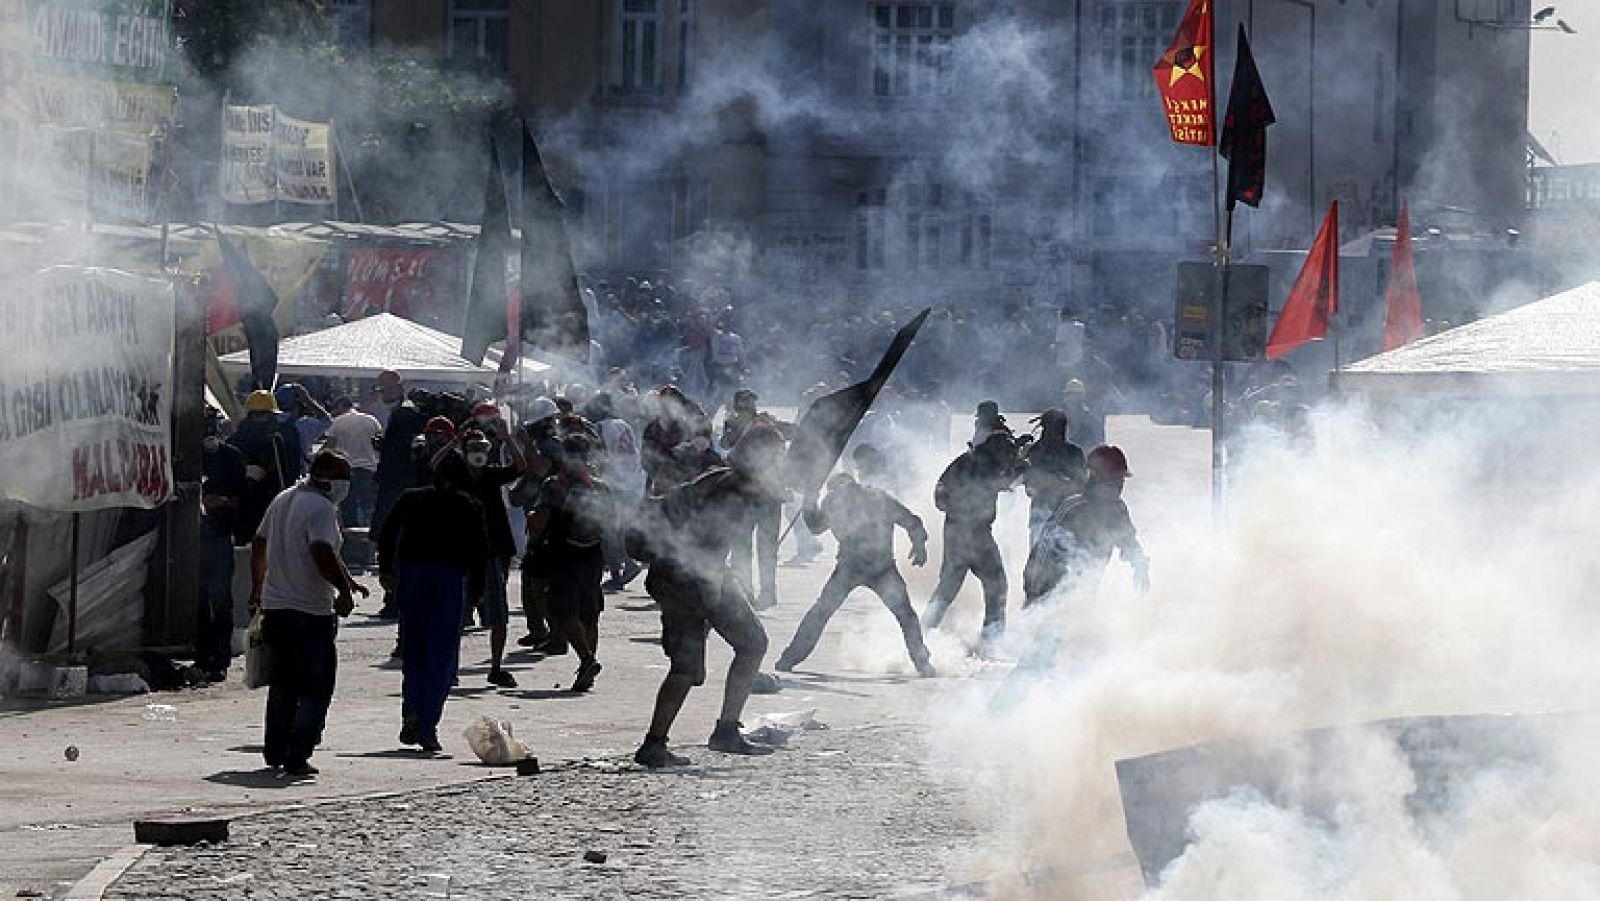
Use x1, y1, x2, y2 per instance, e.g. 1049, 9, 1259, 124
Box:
1022, 444, 1149, 605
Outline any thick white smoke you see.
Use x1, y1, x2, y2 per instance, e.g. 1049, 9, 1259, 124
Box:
919, 403, 1600, 898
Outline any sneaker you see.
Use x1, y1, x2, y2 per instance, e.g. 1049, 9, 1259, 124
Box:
487, 669, 519, 689
633, 738, 691, 769
571, 659, 602, 693
418, 737, 444, 754
283, 761, 319, 777
399, 718, 420, 747
536, 638, 570, 657
708, 720, 776, 756
516, 630, 551, 648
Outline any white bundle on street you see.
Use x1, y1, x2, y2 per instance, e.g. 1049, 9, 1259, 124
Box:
463, 715, 530, 766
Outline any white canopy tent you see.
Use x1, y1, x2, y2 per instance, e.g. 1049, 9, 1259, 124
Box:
217, 313, 550, 385
1334, 282, 1600, 399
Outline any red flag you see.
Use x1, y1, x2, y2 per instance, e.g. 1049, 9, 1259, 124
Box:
1382, 202, 1424, 351
1153, 0, 1215, 146
1266, 201, 1339, 360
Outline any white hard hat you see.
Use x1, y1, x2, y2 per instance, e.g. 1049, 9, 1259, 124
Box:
528, 396, 559, 424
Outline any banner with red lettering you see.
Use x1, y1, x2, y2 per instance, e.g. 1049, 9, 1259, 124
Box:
0, 266, 173, 511
342, 246, 449, 322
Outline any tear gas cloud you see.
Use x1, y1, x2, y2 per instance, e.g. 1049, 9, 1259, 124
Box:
899, 402, 1600, 898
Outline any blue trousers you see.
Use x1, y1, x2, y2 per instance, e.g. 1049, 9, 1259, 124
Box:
398, 563, 468, 742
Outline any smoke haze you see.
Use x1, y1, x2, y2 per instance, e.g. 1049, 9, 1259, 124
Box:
917, 404, 1600, 898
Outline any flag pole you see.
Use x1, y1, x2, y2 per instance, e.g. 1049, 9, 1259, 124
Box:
1207, 4, 1226, 512
1211, 192, 1232, 511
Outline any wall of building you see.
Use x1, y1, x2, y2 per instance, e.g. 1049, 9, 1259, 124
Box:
354, 0, 1533, 320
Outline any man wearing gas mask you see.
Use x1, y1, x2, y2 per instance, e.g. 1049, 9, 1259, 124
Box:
451, 413, 527, 688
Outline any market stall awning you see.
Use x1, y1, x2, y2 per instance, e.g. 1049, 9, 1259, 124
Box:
217, 313, 549, 384
1334, 281, 1600, 397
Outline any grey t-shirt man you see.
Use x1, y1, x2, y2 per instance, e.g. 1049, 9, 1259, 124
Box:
256, 483, 343, 615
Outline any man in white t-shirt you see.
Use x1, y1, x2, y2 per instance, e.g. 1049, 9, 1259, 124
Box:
322, 397, 383, 528
250, 450, 367, 777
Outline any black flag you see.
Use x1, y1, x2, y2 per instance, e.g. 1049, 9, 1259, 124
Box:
519, 123, 589, 362
784, 308, 931, 500
461, 134, 513, 366
1219, 25, 1275, 210
214, 227, 280, 390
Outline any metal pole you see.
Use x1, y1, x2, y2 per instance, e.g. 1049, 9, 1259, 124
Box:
333, 119, 365, 222
1209, 151, 1227, 510
66, 512, 80, 655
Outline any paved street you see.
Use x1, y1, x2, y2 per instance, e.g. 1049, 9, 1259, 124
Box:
109, 722, 977, 901
1, 416, 1205, 900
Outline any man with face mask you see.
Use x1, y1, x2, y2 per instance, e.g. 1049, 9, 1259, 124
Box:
1023, 444, 1148, 605
527, 435, 613, 693
631, 425, 786, 768
920, 432, 1027, 653
452, 420, 526, 687
379, 451, 488, 753
197, 407, 247, 681
250, 450, 368, 776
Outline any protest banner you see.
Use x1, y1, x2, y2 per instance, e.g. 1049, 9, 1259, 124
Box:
342, 246, 449, 321
0, 0, 173, 222
271, 110, 334, 205
220, 103, 274, 205
0, 266, 173, 511
220, 105, 337, 206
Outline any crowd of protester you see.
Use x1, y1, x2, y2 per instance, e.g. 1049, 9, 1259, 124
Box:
202, 275, 1347, 774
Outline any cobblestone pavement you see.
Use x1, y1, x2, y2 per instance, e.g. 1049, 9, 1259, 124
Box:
108, 722, 977, 900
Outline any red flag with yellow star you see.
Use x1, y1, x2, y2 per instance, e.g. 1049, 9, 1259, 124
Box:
1153, 0, 1214, 146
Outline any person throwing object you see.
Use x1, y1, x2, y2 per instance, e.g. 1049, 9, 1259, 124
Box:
776, 472, 935, 677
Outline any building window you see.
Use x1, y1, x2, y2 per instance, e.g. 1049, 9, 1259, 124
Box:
855, 189, 887, 270
617, 0, 663, 93
1099, 2, 1178, 101
448, 0, 510, 71
958, 211, 991, 269
677, 0, 693, 90
872, 4, 954, 98
328, 0, 371, 49
871, 178, 990, 271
